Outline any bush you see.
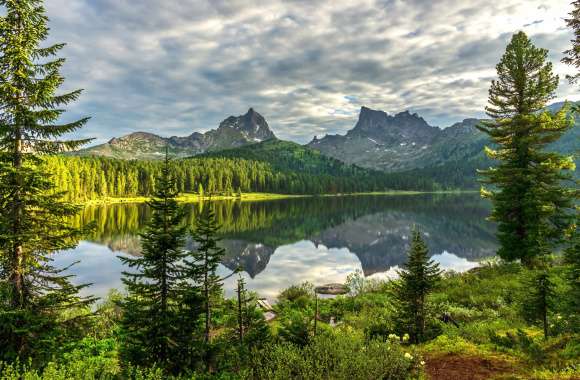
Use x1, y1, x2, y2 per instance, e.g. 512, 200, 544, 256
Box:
251, 329, 419, 380
277, 310, 311, 347
278, 282, 314, 307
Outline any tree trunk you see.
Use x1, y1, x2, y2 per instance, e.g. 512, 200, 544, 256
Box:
204, 249, 212, 373
10, 129, 24, 308
237, 282, 244, 345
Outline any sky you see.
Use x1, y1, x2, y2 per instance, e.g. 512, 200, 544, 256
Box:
42, 0, 578, 145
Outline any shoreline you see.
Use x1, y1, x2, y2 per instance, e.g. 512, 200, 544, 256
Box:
79, 190, 478, 206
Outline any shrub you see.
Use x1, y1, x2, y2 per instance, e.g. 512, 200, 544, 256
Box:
251, 329, 419, 380
278, 282, 314, 306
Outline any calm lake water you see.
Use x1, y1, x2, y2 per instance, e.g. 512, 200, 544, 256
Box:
55, 193, 497, 301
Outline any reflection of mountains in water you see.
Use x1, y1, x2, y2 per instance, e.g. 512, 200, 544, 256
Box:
75, 194, 497, 278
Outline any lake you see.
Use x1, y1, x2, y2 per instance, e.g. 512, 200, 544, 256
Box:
55, 193, 497, 301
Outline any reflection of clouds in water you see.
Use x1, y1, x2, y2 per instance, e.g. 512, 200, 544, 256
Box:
56, 242, 480, 303
220, 240, 362, 300
54, 241, 129, 301
368, 251, 479, 282
367, 266, 401, 281
432, 251, 479, 272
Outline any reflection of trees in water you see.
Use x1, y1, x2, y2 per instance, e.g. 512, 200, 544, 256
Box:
71, 194, 497, 277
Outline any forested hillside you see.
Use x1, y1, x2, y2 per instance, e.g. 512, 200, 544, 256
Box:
44, 143, 439, 202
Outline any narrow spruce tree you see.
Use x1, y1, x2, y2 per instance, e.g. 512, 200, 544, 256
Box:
392, 228, 441, 344
563, 1, 580, 85
478, 31, 577, 267
0, 0, 94, 360
236, 276, 270, 351
236, 276, 247, 346
118, 153, 188, 371
522, 270, 555, 340
185, 205, 230, 372
564, 226, 580, 331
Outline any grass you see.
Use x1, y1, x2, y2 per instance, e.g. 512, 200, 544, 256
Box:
80, 190, 478, 206
1, 261, 578, 379
81, 192, 308, 205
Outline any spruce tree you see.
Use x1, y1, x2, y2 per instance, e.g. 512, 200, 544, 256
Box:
392, 228, 441, 344
522, 270, 555, 340
0, 0, 93, 360
478, 31, 577, 267
185, 205, 229, 372
118, 153, 187, 372
564, 226, 580, 332
563, 1, 580, 85
233, 276, 269, 350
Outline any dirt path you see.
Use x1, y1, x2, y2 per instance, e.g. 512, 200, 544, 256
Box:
425, 354, 517, 380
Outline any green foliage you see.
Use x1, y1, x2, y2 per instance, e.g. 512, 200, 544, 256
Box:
251, 330, 418, 380
40, 139, 448, 203
0, 0, 94, 362
118, 156, 190, 372
489, 329, 546, 361
392, 228, 442, 343
563, 227, 580, 333
522, 270, 556, 339
185, 204, 229, 371
277, 310, 312, 347
563, 1, 580, 84
277, 282, 314, 304
478, 31, 578, 266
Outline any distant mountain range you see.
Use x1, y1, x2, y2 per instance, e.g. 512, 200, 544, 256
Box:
74, 102, 578, 189
74, 108, 276, 160
307, 107, 488, 173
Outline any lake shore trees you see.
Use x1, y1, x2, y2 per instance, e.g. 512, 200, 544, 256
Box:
0, 0, 93, 361
478, 31, 577, 267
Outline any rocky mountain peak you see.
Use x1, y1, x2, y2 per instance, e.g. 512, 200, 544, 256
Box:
218, 108, 276, 142
108, 131, 165, 145
349, 106, 437, 143
76, 108, 277, 160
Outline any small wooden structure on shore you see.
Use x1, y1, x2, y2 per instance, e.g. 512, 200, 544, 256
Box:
256, 298, 277, 322
314, 283, 349, 335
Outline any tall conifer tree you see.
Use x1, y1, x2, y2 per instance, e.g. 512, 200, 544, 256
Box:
185, 205, 229, 372
392, 228, 441, 344
0, 0, 93, 360
564, 226, 580, 331
118, 153, 187, 371
563, 1, 580, 85
522, 270, 555, 340
478, 32, 577, 266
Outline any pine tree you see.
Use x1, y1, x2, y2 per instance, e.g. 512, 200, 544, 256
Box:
236, 277, 247, 346
232, 276, 270, 348
118, 153, 188, 371
0, 0, 93, 360
392, 228, 441, 344
563, 1, 580, 85
185, 205, 229, 372
522, 270, 555, 340
478, 31, 577, 267
564, 226, 580, 331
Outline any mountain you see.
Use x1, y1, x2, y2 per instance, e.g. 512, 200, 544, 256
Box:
199, 138, 388, 180
307, 107, 489, 172
308, 102, 578, 188
74, 108, 276, 160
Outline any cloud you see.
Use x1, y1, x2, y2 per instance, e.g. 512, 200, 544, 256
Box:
38, 0, 577, 144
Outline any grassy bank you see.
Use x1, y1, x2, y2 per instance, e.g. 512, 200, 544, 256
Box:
81, 192, 308, 206
80, 190, 477, 206
2, 261, 577, 379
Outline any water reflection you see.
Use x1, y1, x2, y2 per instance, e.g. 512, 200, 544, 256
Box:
55, 194, 497, 300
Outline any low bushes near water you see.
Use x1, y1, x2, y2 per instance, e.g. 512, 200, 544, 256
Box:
1, 260, 579, 379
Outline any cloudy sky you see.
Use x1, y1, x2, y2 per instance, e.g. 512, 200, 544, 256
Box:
44, 0, 578, 145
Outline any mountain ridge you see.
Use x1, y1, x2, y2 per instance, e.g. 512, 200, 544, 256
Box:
72, 101, 578, 190
74, 108, 277, 160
